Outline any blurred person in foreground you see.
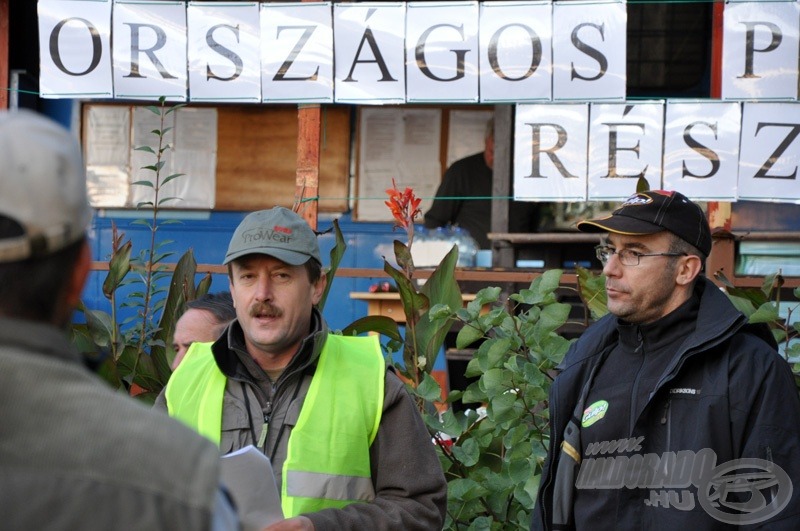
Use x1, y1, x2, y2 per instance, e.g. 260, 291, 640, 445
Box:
0, 110, 239, 531
532, 190, 800, 530
157, 206, 447, 530
424, 118, 540, 249
172, 291, 236, 369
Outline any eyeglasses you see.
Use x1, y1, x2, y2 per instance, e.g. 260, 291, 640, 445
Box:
595, 246, 687, 266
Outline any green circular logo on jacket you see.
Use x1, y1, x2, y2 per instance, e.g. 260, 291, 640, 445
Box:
582, 400, 609, 427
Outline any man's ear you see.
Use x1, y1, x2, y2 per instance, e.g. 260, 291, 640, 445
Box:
312, 273, 327, 306
675, 254, 703, 286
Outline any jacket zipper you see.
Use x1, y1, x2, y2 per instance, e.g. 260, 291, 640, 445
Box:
660, 399, 671, 453
628, 329, 645, 435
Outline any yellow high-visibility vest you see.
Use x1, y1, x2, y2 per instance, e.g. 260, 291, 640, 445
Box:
166, 334, 385, 516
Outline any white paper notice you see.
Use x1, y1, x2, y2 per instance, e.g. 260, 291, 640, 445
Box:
514, 103, 589, 202
722, 2, 800, 101
85, 106, 131, 208
552, 1, 626, 102
406, 1, 479, 103
112, 0, 187, 101
38, 0, 113, 99
333, 2, 406, 105
479, 1, 552, 103
187, 2, 261, 103
663, 101, 741, 201
357, 107, 442, 221
261, 2, 334, 103
738, 102, 800, 203
588, 102, 664, 201
446, 110, 493, 167
129, 107, 217, 209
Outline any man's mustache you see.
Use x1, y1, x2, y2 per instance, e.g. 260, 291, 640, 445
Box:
249, 303, 282, 318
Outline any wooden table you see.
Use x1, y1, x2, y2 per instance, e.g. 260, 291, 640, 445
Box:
349, 292, 477, 324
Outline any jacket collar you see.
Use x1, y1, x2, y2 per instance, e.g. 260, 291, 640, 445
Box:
0, 316, 83, 365
559, 276, 747, 372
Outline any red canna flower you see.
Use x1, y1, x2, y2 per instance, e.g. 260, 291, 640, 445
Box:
385, 179, 422, 244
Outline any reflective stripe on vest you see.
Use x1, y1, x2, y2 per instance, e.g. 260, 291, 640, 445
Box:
165, 342, 225, 445
282, 334, 384, 516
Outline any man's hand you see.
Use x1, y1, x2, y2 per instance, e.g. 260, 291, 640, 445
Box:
263, 516, 314, 531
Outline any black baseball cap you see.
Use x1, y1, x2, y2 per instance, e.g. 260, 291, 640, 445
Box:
576, 190, 712, 257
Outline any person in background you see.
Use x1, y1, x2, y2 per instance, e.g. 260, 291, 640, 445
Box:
0, 110, 239, 531
532, 190, 800, 530
172, 291, 236, 369
157, 206, 447, 530
424, 118, 540, 249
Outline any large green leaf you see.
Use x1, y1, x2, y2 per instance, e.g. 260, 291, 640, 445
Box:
103, 241, 132, 299
152, 249, 200, 384
412, 245, 462, 371
320, 219, 346, 311
341, 316, 402, 343
576, 266, 608, 320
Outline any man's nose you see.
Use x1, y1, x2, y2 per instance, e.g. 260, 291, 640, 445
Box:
254, 275, 273, 301
602, 254, 621, 277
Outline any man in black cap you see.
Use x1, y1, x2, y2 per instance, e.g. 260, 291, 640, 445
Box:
532, 190, 800, 530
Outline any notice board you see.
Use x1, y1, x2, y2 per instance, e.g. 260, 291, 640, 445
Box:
355, 106, 493, 222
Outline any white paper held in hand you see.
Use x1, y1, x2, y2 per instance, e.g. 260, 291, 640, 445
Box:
220, 445, 284, 530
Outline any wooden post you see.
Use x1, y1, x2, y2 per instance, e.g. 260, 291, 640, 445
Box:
491, 105, 513, 268
295, 0, 321, 231
295, 104, 321, 231
706, 1, 734, 282
0, 0, 9, 110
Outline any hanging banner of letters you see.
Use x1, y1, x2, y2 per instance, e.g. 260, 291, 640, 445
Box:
37, 0, 799, 102
514, 101, 800, 204
37, 0, 627, 102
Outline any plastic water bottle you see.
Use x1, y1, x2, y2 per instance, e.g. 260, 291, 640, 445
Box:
451, 226, 478, 267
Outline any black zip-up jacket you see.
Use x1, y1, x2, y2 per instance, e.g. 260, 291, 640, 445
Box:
532, 277, 800, 530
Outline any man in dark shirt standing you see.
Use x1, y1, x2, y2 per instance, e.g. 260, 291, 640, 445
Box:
424, 119, 539, 249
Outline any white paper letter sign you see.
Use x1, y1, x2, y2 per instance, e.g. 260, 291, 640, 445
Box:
553, 1, 626, 101
261, 2, 333, 103
663, 101, 741, 201
112, 0, 187, 101
588, 102, 664, 200
38, 0, 113, 99
187, 2, 261, 103
514, 103, 589, 201
722, 2, 800, 101
333, 2, 406, 104
479, 1, 552, 103
406, 1, 479, 103
739, 102, 800, 203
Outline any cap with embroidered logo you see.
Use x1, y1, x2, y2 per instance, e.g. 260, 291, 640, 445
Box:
0, 110, 92, 263
576, 190, 712, 257
224, 207, 321, 266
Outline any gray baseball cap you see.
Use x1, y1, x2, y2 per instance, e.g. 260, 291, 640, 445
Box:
224, 207, 322, 266
0, 110, 92, 263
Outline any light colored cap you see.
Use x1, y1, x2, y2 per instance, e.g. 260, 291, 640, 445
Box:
0, 110, 91, 262
224, 207, 321, 266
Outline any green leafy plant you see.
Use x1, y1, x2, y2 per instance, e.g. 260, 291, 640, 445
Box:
343, 181, 462, 401
343, 182, 591, 529
72, 97, 210, 402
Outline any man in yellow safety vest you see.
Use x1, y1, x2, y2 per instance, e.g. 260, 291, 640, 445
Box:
157, 206, 446, 530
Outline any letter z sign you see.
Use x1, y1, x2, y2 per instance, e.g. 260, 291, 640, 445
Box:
738, 102, 800, 202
